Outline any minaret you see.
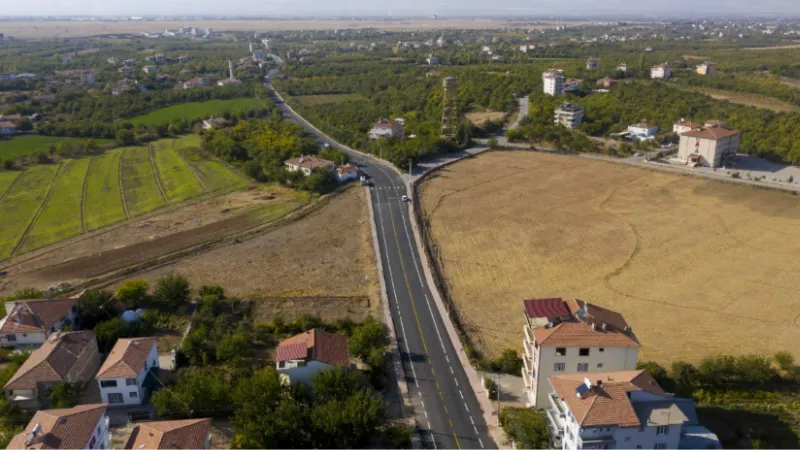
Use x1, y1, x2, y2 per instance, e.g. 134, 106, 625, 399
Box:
228, 58, 234, 80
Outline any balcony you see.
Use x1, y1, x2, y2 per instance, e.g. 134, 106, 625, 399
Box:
524, 324, 534, 345
549, 392, 565, 414
580, 437, 616, 449
524, 339, 534, 361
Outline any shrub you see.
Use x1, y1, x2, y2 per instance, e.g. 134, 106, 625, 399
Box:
490, 349, 523, 375
484, 375, 498, 400
499, 407, 550, 449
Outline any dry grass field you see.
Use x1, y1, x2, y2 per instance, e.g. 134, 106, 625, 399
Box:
465, 111, 507, 126
673, 85, 799, 113
419, 151, 800, 364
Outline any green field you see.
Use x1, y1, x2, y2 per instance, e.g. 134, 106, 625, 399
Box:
127, 98, 263, 126
151, 142, 205, 202
84, 149, 127, 231
0, 165, 59, 258
19, 159, 90, 253
0, 135, 113, 160
178, 146, 246, 191
120, 146, 168, 217
0, 171, 21, 198
294, 93, 366, 106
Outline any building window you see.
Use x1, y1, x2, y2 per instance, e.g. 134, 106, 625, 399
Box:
636, 446, 642, 449
597, 363, 604, 369
108, 393, 124, 404
579, 348, 590, 356
625, 437, 631, 442
655, 444, 667, 450
555, 347, 566, 356
278, 361, 285, 368
577, 363, 589, 372
22, 334, 27, 337
125, 378, 137, 386
554, 363, 565, 372
599, 348, 605, 352
100, 380, 117, 388
130, 391, 138, 398
531, 369, 536, 379
6, 335, 15, 342
656, 425, 669, 435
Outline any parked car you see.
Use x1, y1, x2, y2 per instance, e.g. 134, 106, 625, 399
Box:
401, 195, 409, 202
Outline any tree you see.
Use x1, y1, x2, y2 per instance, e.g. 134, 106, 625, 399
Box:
94, 318, 131, 352
1, 159, 12, 170
773, 351, 796, 378
15, 117, 33, 132
116, 279, 150, 309
499, 407, 550, 449
31, 149, 49, 164
49, 382, 80, 408
216, 331, 252, 362
152, 368, 232, 418
671, 361, 698, 396
487, 137, 499, 149
491, 349, 523, 375
76, 289, 115, 329
309, 389, 385, 448
153, 273, 190, 311
348, 316, 388, 362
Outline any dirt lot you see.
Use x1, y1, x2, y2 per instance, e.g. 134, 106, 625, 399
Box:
0, 186, 305, 295
1, 19, 574, 38
419, 151, 800, 364
109, 186, 380, 317
465, 111, 507, 126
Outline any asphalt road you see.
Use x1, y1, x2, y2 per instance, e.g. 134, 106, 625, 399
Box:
270, 84, 495, 450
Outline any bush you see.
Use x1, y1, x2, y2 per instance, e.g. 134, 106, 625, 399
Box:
153, 272, 190, 311
489, 349, 523, 375
773, 351, 795, 377
49, 382, 80, 408
116, 279, 150, 309
484, 376, 498, 400
499, 407, 550, 449
487, 137, 498, 149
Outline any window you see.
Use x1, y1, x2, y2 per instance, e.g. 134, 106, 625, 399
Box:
579, 348, 590, 356
554, 363, 565, 372
624, 437, 631, 442
656, 425, 669, 435
577, 363, 589, 372
6, 335, 15, 342
100, 380, 117, 388
655, 444, 667, 450
597, 363, 604, 369
129, 391, 138, 398
531, 369, 536, 379
599, 347, 605, 352
555, 347, 566, 356
125, 378, 136, 386
278, 361, 285, 368
107, 393, 124, 404
636, 446, 642, 449
144, 362, 148, 370
22, 334, 27, 337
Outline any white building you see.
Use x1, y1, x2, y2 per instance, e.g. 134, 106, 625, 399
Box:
672, 119, 702, 134
124, 418, 212, 449
543, 69, 565, 96
617, 63, 628, 73
276, 329, 350, 384
142, 65, 157, 74
202, 117, 229, 130
368, 119, 404, 139
0, 298, 78, 348
7, 404, 110, 450
521, 298, 640, 408
677, 123, 740, 168
284, 155, 335, 176
696, 61, 716, 76
96, 337, 159, 407
554, 103, 584, 130
252, 50, 267, 62
650, 63, 671, 79
627, 122, 658, 141
336, 164, 359, 182
547, 370, 721, 450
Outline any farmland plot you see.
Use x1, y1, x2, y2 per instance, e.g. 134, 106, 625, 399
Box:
151, 143, 205, 202
84, 149, 127, 231
120, 146, 167, 217
0, 165, 59, 258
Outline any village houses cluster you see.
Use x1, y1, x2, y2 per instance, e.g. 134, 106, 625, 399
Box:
0, 294, 353, 449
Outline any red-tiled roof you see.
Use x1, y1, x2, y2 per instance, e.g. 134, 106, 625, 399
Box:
680, 127, 740, 140
96, 337, 157, 379
532, 299, 640, 348
5, 331, 96, 390
0, 121, 16, 129
124, 418, 211, 449
284, 155, 334, 171
371, 120, 399, 129
0, 298, 76, 335
6, 404, 107, 450
523, 298, 570, 319
276, 329, 349, 366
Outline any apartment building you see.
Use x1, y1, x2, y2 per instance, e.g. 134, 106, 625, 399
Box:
650, 63, 671, 79
546, 370, 721, 450
521, 298, 640, 408
677, 123, 740, 168
543, 69, 565, 96
554, 103, 584, 130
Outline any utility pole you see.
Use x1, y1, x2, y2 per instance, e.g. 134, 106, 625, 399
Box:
496, 373, 501, 425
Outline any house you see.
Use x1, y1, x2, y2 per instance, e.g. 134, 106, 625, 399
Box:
4, 331, 101, 410
95, 337, 159, 407
650, 63, 671, 79
181, 77, 209, 89
124, 418, 212, 449
542, 69, 565, 96
696, 61, 716, 76
284, 155, 335, 176
118, 66, 134, 78
564, 78, 583, 93
521, 298, 640, 408
336, 164, 359, 182
426, 55, 440, 65
6, 404, 110, 450
0, 121, 15, 135
82, 71, 96, 85
546, 370, 720, 450
202, 117, 229, 130
142, 65, 157, 74
217, 78, 242, 86
617, 63, 628, 73
0, 298, 78, 348
0, 114, 22, 122
596, 77, 617, 88
586, 58, 600, 70
677, 123, 740, 168
252, 50, 267, 62
627, 122, 658, 141
368, 119, 404, 139
0, 73, 16, 81
276, 329, 350, 384
554, 103, 584, 130
672, 119, 702, 134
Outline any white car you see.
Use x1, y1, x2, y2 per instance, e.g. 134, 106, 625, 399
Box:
401, 195, 409, 202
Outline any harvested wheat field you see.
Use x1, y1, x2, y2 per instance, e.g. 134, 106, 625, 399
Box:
419, 151, 800, 364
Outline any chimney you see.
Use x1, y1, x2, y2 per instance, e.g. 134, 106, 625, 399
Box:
591, 323, 596, 331
624, 325, 632, 334
596, 379, 603, 389
601, 322, 607, 331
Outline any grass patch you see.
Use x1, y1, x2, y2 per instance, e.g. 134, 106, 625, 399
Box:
127, 98, 263, 126
294, 93, 366, 106
0, 171, 21, 197
19, 158, 90, 253
0, 135, 112, 160
151, 141, 205, 202
120, 146, 167, 217
177, 146, 246, 191
84, 149, 127, 231
0, 165, 58, 259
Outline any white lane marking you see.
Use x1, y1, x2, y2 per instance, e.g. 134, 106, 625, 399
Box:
421, 400, 425, 408
479, 438, 485, 448
430, 429, 438, 450
454, 379, 459, 387
450, 366, 454, 374
464, 403, 469, 412
473, 426, 478, 434
424, 411, 428, 418
446, 355, 450, 363
459, 390, 464, 400
469, 416, 474, 425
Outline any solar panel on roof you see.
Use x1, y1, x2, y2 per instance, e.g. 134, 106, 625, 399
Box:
576, 384, 590, 397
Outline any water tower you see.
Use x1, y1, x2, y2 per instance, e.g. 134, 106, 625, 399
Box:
441, 76, 458, 140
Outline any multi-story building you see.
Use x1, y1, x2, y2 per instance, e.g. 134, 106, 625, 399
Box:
650, 63, 671, 79
627, 122, 658, 141
4, 331, 101, 410
521, 298, 640, 408
672, 119, 702, 134
677, 123, 740, 168
368, 119, 405, 139
554, 103, 584, 130
546, 370, 721, 450
696, 61, 716, 76
0, 298, 78, 348
543, 69, 565, 96
6, 404, 110, 450
96, 337, 159, 407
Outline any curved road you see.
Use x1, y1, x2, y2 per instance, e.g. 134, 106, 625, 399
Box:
269, 82, 495, 449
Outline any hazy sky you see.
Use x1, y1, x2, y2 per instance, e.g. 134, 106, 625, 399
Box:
3, 0, 800, 17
